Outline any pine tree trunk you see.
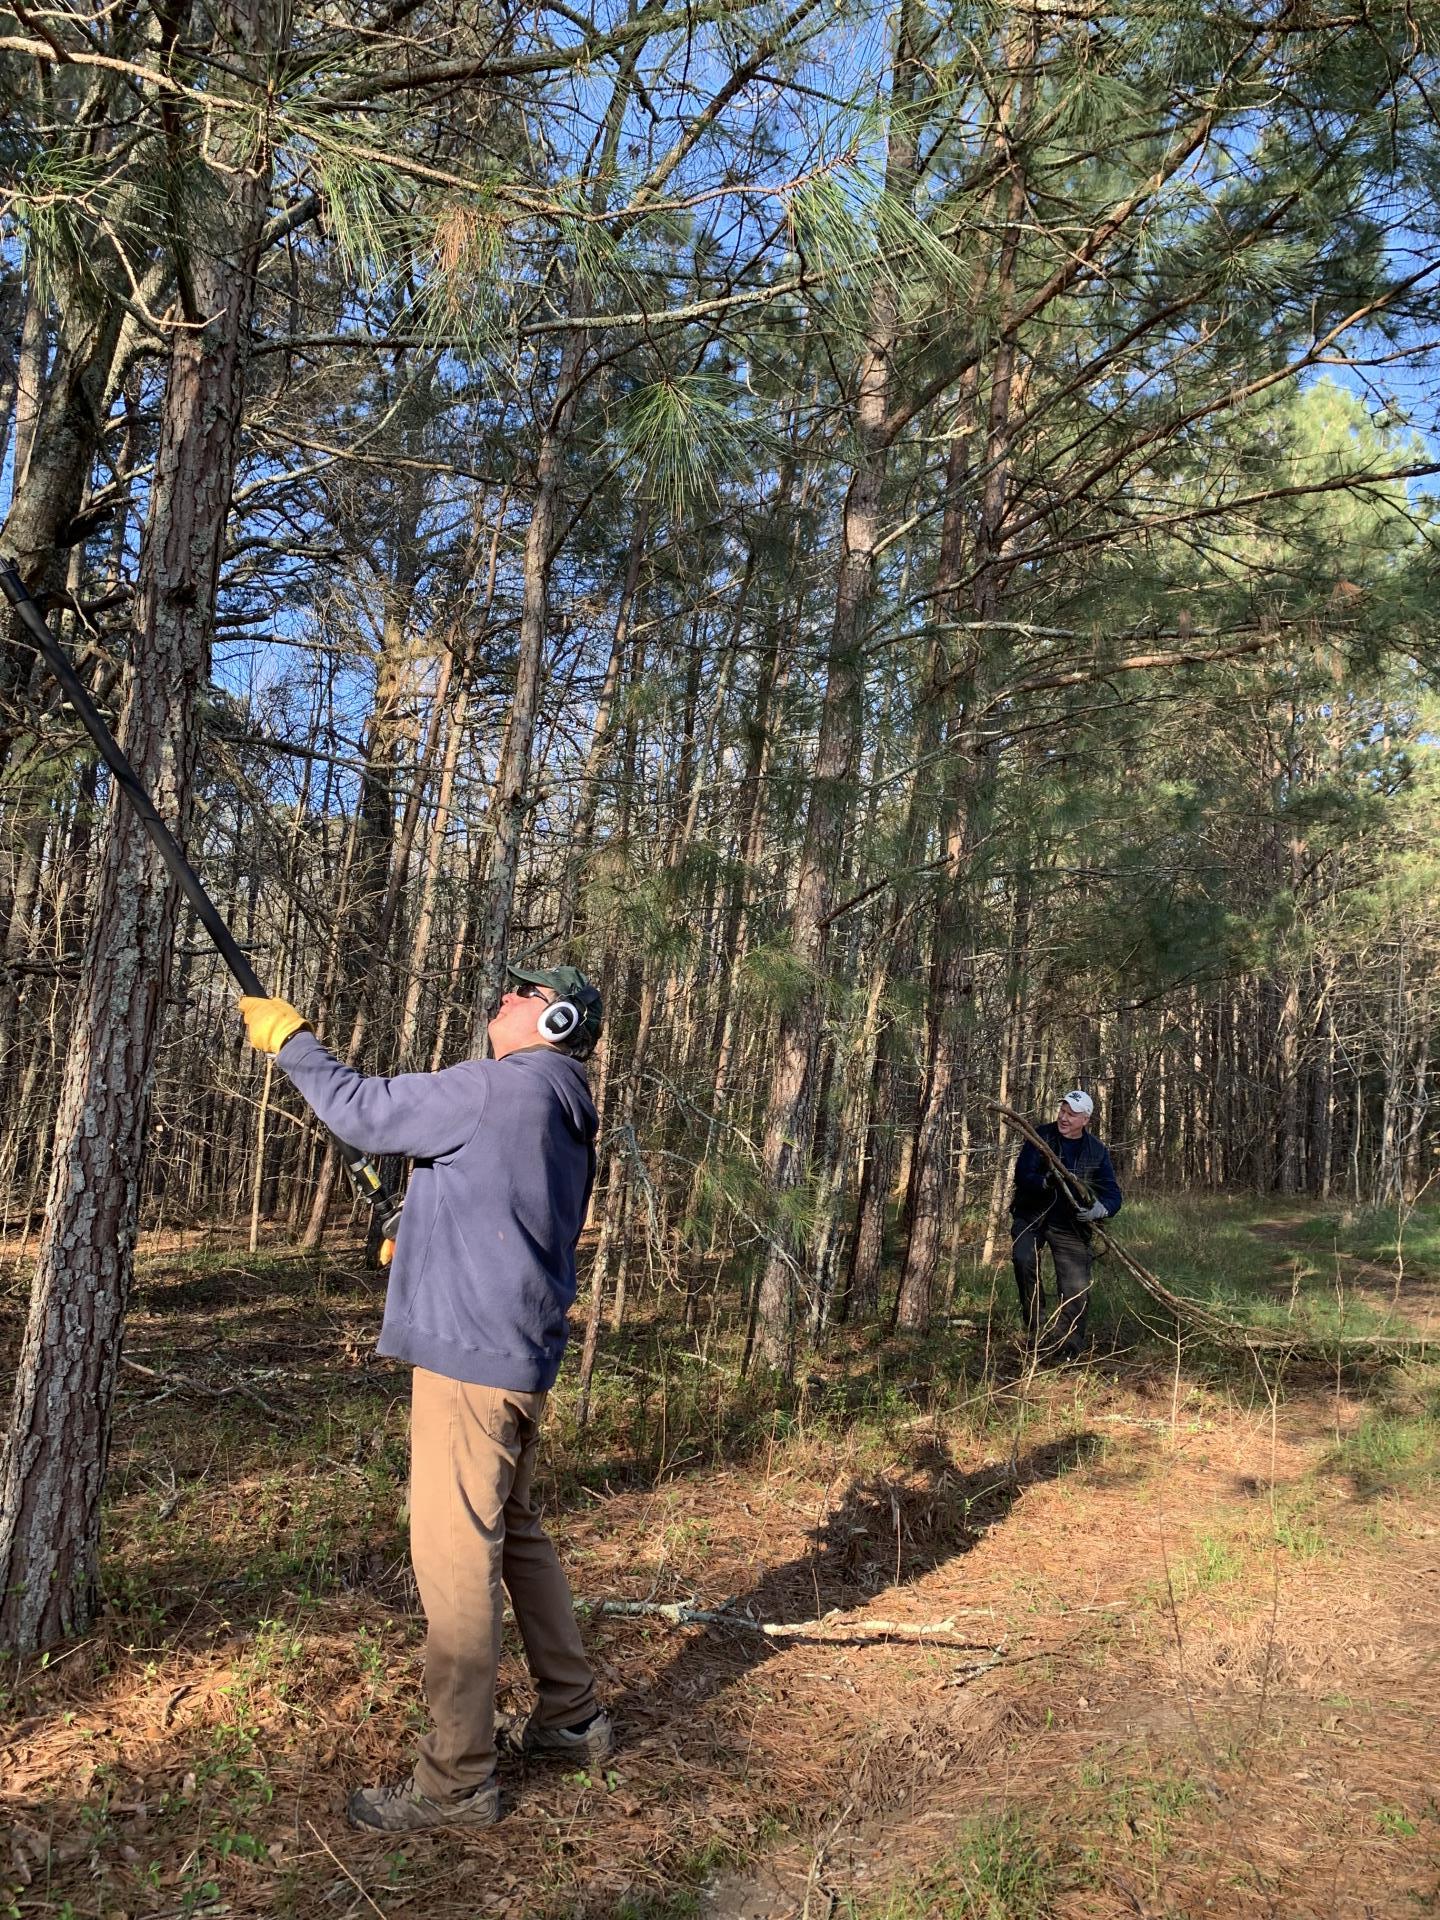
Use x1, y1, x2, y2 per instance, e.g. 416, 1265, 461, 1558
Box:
1, 268, 43, 503
304, 625, 450, 1244
467, 352, 583, 1043
0, 0, 280, 1650
753, 0, 922, 1375
465, 54, 642, 1043
557, 507, 646, 941
893, 16, 1037, 1331
0, 264, 129, 772
980, 876, 1032, 1265
576, 971, 657, 1425
711, 582, 793, 1103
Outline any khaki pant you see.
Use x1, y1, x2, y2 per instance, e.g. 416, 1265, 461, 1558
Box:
409, 1367, 597, 1800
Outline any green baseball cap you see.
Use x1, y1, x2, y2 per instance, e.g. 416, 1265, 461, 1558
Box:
507, 962, 595, 1000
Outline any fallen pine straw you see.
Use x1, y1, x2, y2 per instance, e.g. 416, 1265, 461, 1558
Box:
307, 1818, 391, 1917
988, 1101, 1432, 1362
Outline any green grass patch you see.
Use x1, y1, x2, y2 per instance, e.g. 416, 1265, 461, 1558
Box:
1149, 1527, 1248, 1604
844, 1811, 1056, 1919
1271, 1505, 1330, 1561
1376, 1805, 1419, 1839
1082, 1760, 1202, 1847
1143, 1498, 1342, 1604
1289, 1200, 1440, 1277
1073, 1760, 1205, 1903
1331, 1393, 1440, 1493
948, 1190, 1426, 1363
1098, 1194, 1424, 1350
613, 1818, 786, 1920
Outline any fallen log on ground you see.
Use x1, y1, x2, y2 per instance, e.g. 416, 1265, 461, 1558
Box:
582, 1596, 1002, 1647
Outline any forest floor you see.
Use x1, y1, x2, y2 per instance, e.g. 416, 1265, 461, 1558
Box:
1, 1193, 1437, 1920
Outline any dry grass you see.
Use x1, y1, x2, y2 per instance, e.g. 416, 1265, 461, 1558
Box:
1, 1209, 1437, 1920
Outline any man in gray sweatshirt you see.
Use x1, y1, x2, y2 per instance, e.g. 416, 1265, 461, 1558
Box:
239, 964, 608, 1832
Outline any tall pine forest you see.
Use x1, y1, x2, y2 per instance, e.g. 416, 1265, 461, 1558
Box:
2, 0, 1440, 1649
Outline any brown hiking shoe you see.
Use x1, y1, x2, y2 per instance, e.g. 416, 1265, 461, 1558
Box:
346, 1771, 500, 1833
497, 1707, 613, 1765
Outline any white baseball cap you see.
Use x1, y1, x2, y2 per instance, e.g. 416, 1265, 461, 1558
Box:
1060, 1090, 1094, 1119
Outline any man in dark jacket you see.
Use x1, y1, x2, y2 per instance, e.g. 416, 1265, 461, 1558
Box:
239, 963, 608, 1832
1010, 1090, 1122, 1364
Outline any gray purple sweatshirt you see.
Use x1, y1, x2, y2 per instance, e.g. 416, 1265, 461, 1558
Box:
276, 1031, 598, 1391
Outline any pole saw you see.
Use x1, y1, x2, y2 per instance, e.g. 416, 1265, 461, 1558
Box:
0, 559, 403, 1248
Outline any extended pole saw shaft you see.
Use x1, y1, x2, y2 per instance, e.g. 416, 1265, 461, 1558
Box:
0, 560, 402, 1242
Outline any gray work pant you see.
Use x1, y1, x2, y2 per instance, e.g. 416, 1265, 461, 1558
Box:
1011, 1213, 1094, 1358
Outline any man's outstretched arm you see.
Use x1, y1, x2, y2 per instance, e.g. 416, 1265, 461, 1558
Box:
275, 1032, 485, 1161
240, 999, 484, 1159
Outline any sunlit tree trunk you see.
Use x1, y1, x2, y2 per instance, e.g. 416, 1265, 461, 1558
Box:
753, 0, 923, 1375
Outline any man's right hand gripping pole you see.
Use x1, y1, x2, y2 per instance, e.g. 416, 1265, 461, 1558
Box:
238, 995, 312, 1054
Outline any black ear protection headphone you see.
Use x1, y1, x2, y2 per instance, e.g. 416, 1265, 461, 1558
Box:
537, 998, 581, 1043
525, 980, 603, 1057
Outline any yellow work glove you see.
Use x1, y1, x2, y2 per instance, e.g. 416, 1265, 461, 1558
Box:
238, 995, 312, 1055
379, 1237, 396, 1265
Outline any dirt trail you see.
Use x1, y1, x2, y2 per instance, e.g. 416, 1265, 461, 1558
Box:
1246, 1214, 1440, 1338
657, 1219, 1440, 1920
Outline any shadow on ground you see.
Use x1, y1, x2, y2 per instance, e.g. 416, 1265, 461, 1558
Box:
617, 1432, 1098, 1731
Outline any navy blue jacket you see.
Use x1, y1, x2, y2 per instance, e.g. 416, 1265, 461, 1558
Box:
1012, 1123, 1122, 1229
277, 1032, 598, 1391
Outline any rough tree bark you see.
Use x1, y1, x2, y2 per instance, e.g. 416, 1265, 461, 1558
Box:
0, 0, 282, 1651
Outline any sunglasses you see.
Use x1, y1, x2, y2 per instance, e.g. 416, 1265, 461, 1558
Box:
513, 981, 554, 1002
